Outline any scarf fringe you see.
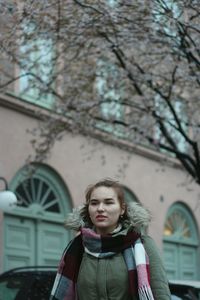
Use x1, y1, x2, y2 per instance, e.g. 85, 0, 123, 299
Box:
138, 285, 155, 300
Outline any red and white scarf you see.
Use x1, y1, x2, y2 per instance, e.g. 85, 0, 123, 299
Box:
50, 227, 155, 300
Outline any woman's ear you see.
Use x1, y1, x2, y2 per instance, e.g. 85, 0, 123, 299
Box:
121, 202, 126, 215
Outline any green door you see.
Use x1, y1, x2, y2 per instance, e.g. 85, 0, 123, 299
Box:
4, 216, 35, 270
4, 164, 72, 271
163, 203, 199, 280
163, 242, 198, 279
4, 215, 69, 270
37, 220, 68, 266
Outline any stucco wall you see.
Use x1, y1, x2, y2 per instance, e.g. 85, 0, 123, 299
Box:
49, 132, 200, 247
0, 103, 200, 265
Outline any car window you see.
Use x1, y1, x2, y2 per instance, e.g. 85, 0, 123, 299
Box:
171, 289, 199, 300
0, 276, 26, 300
0, 271, 55, 300
171, 296, 182, 300
170, 283, 200, 300
26, 274, 55, 300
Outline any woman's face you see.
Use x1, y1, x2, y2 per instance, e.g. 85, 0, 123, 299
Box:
88, 186, 125, 235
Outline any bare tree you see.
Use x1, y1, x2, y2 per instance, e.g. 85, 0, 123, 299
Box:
0, 0, 200, 183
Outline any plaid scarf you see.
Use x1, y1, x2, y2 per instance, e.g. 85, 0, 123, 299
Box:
50, 227, 154, 300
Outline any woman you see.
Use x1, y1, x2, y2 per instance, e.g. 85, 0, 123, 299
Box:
50, 179, 171, 300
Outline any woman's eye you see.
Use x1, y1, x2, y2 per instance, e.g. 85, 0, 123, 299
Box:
106, 201, 114, 205
90, 201, 98, 205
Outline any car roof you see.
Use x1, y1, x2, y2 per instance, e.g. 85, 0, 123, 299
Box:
0, 266, 57, 277
169, 279, 200, 289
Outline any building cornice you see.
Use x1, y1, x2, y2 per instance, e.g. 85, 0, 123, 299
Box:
0, 92, 183, 170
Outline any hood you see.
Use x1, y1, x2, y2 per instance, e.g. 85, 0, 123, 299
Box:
64, 201, 151, 233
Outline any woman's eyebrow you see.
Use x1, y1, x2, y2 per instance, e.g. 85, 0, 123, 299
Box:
90, 198, 114, 201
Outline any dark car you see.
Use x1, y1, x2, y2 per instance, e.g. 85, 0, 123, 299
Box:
0, 266, 57, 300
169, 280, 200, 300
0, 266, 200, 300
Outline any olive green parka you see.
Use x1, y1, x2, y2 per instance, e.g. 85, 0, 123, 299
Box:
64, 202, 171, 300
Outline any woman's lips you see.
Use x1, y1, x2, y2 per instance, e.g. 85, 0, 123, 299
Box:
96, 215, 107, 220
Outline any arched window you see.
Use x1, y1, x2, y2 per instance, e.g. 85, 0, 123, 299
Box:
163, 202, 199, 280
123, 186, 139, 204
4, 163, 72, 271
164, 203, 198, 242
9, 163, 72, 221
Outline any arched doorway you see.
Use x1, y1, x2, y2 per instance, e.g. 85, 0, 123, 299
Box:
123, 186, 139, 203
4, 163, 72, 271
163, 202, 199, 280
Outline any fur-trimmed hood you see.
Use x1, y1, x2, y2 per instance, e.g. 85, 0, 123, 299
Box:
64, 201, 151, 233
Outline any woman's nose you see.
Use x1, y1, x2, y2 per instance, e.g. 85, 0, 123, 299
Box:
97, 203, 105, 211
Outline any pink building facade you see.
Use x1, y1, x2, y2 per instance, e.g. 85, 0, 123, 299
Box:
0, 94, 199, 280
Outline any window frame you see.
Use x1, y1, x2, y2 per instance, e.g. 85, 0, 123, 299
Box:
18, 21, 55, 109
